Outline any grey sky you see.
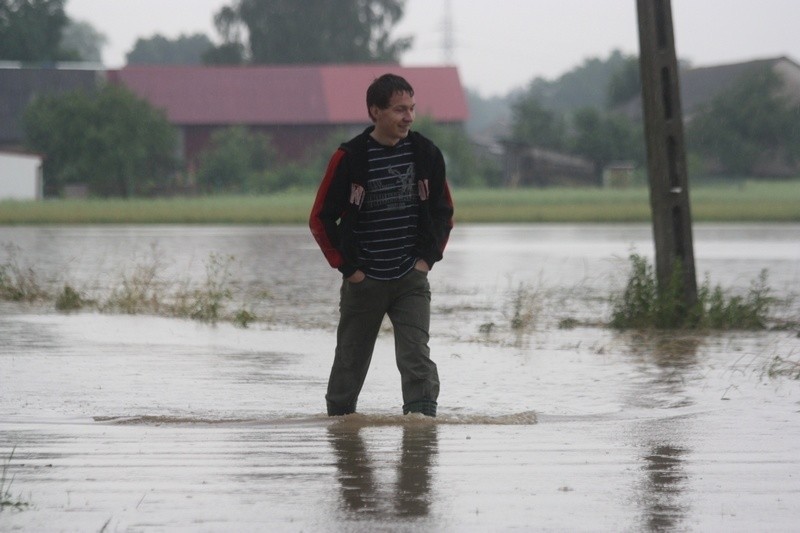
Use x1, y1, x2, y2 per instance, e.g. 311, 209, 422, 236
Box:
67, 0, 800, 97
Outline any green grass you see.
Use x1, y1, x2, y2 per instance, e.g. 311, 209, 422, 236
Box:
0, 193, 314, 225
454, 180, 800, 223
1, 180, 798, 224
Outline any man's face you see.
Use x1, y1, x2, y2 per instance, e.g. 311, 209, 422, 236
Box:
370, 91, 415, 145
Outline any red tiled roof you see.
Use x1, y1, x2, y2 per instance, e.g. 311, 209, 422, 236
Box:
108, 64, 468, 126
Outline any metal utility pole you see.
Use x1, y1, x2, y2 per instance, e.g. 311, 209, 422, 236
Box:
636, 0, 698, 310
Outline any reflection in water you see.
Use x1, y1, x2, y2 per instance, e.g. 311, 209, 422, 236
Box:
651, 335, 702, 370
625, 332, 702, 370
329, 427, 380, 515
395, 425, 437, 517
2, 225, 798, 530
624, 333, 700, 531
327, 424, 438, 520
642, 444, 688, 532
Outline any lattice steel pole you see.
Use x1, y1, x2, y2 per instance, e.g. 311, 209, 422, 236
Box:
637, 0, 698, 310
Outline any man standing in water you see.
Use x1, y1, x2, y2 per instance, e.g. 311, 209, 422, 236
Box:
309, 73, 454, 417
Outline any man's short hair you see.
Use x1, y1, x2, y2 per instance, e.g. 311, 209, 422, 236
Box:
366, 73, 414, 121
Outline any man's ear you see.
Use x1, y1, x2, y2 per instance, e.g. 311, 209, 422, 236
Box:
368, 105, 380, 123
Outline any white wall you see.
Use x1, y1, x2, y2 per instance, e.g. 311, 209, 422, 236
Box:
0, 152, 43, 200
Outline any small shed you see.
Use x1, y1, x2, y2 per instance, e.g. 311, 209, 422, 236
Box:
603, 161, 636, 188
502, 142, 596, 187
0, 152, 43, 200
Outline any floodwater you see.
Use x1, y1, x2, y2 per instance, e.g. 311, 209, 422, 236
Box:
1, 224, 798, 532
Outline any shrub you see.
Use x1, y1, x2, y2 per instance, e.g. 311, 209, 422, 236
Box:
23, 85, 177, 197
55, 284, 86, 311
699, 270, 772, 330
196, 126, 277, 193
611, 253, 773, 330
233, 308, 257, 328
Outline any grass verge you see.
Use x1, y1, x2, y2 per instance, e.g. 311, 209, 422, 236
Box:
0, 180, 798, 224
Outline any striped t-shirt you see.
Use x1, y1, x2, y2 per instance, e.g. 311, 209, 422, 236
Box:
356, 137, 419, 280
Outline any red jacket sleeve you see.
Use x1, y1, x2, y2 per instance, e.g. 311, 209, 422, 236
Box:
309, 149, 350, 270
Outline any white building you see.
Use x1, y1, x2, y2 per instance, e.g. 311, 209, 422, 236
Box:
0, 152, 43, 200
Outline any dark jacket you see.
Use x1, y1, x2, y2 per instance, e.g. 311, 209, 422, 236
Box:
310, 126, 454, 278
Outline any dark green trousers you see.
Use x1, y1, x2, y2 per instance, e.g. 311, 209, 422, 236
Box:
326, 269, 439, 417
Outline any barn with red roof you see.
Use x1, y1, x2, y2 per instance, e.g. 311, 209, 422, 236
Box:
108, 64, 468, 170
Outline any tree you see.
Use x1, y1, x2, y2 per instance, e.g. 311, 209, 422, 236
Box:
206, 0, 411, 65
464, 88, 514, 138
203, 5, 245, 64
521, 50, 631, 114
59, 18, 106, 62
196, 126, 277, 193
570, 108, 643, 179
127, 33, 214, 65
509, 95, 565, 151
687, 66, 800, 176
202, 41, 245, 65
606, 55, 641, 109
413, 116, 501, 187
0, 0, 70, 61
23, 85, 177, 197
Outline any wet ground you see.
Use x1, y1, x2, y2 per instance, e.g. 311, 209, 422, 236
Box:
1, 224, 799, 531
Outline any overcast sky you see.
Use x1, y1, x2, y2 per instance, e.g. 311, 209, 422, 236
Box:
66, 0, 800, 97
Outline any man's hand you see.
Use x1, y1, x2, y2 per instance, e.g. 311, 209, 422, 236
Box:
414, 259, 430, 272
347, 270, 366, 283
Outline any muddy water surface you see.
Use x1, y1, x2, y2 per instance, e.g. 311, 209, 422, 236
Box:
1, 224, 799, 531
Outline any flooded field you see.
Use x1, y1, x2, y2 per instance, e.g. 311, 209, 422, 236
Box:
1, 224, 799, 531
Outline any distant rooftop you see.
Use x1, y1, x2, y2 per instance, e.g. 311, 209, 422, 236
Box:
618, 56, 800, 119
108, 64, 469, 126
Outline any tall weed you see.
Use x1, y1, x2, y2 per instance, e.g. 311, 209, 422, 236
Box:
171, 253, 234, 322
698, 270, 771, 329
611, 253, 773, 330
766, 355, 800, 380
55, 284, 88, 311
1, 447, 29, 511
0, 244, 47, 303
102, 249, 163, 314
506, 282, 542, 332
